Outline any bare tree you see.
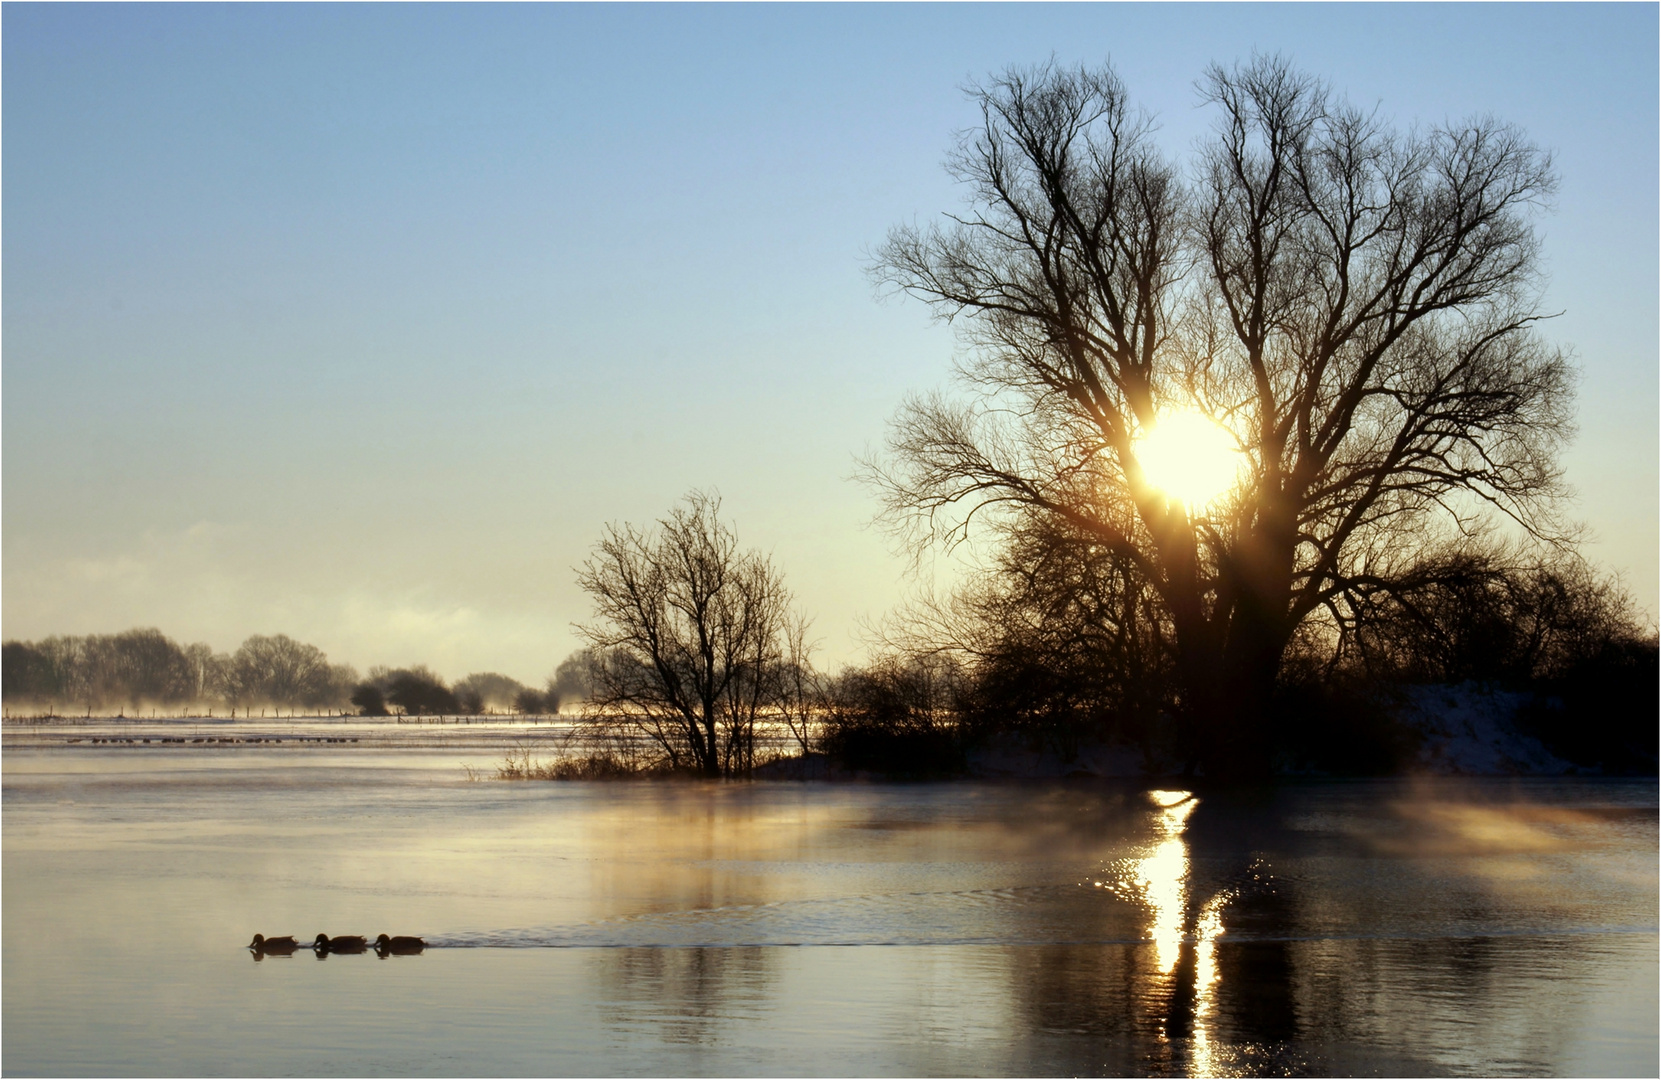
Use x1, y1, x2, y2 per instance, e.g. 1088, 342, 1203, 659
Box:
575, 491, 792, 777
870, 57, 1571, 777
547, 649, 596, 713
181, 642, 224, 706
885, 510, 1177, 760
8, 636, 90, 712
3, 629, 197, 713
2, 641, 61, 709
222, 634, 352, 711
773, 611, 823, 756
104, 628, 195, 709
4, 628, 356, 715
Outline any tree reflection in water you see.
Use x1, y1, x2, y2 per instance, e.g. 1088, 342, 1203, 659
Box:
1011, 787, 1306, 1076
594, 946, 776, 1046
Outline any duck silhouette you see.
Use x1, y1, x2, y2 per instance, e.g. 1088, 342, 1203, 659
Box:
247, 930, 297, 957
313, 934, 368, 954
373, 934, 426, 955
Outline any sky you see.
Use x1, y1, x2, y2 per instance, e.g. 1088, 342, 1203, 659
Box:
4, 3, 1656, 684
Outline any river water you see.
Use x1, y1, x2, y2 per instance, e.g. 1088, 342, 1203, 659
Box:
3, 739, 1656, 1076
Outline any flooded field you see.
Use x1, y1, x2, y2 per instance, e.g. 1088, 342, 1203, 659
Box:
3, 734, 1656, 1076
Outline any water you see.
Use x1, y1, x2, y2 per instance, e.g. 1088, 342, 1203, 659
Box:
3, 741, 1656, 1076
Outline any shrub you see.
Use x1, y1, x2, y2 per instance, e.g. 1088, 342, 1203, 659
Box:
819, 657, 967, 777
350, 683, 389, 717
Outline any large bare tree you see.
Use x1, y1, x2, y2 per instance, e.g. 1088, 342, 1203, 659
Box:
870, 57, 1571, 777
576, 491, 793, 777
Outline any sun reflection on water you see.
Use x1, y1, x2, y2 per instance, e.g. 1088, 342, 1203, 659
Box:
1188, 888, 1230, 1076
1104, 788, 1240, 1076
1139, 790, 1198, 974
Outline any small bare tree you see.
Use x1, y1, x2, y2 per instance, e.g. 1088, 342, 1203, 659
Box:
773, 610, 823, 756
575, 491, 792, 777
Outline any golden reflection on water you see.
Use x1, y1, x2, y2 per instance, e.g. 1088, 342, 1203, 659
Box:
1140, 790, 1198, 974
1188, 888, 1231, 1077
1120, 789, 1234, 1076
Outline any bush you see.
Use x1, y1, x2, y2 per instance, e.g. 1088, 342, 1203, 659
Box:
1349, 550, 1647, 685
513, 688, 550, 714
350, 684, 389, 717
492, 746, 648, 781
1269, 681, 1420, 775
819, 657, 967, 777
1520, 636, 1659, 772
381, 668, 458, 716
821, 723, 964, 777
453, 672, 528, 714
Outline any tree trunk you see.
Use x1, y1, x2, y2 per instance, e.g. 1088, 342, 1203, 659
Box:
1179, 597, 1291, 782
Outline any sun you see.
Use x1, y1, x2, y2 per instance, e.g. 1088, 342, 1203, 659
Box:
1134, 411, 1243, 508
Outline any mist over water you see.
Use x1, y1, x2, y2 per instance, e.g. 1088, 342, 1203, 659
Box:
3, 741, 1655, 1077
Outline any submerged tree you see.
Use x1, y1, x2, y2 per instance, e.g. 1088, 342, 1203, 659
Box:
871, 57, 1571, 776
575, 491, 794, 777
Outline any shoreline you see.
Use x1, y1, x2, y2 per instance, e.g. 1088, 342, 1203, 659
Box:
5, 679, 1655, 780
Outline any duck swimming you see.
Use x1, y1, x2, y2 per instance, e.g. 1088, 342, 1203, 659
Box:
313, 934, 369, 953
249, 934, 298, 952
373, 934, 426, 955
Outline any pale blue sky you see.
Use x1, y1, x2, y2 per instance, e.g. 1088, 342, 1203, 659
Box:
5, 3, 1656, 682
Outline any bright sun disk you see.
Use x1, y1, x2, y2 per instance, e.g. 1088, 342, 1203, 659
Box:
1134, 411, 1242, 508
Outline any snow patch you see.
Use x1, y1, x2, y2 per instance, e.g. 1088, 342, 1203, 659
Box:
1393, 682, 1574, 776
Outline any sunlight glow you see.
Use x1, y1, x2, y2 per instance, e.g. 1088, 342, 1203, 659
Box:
1134, 411, 1243, 508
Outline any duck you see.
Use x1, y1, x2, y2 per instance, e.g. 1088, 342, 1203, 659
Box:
373, 934, 426, 954
249, 934, 298, 951
313, 933, 369, 953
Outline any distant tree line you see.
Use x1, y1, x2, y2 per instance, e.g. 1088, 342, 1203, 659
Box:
1, 628, 593, 718
346, 656, 590, 718
1, 629, 357, 715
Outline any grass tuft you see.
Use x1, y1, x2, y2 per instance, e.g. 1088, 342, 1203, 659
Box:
491, 745, 641, 781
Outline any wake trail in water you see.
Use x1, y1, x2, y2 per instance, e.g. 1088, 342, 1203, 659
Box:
414, 878, 1658, 950
422, 925, 1659, 948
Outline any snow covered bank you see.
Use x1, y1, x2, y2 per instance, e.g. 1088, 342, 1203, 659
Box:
753, 680, 1644, 781
1389, 682, 1576, 776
